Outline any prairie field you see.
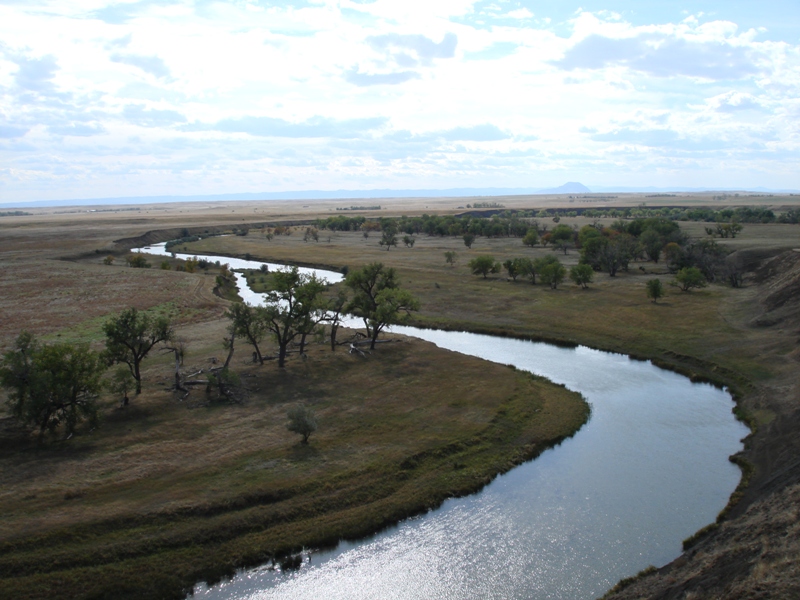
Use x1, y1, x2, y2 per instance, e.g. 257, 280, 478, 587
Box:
0, 193, 799, 599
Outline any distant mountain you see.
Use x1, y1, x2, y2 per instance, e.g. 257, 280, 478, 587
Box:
2, 182, 796, 209
536, 182, 592, 194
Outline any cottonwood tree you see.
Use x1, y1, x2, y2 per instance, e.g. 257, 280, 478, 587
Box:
226, 302, 268, 364
262, 267, 326, 367
503, 258, 528, 282
463, 233, 475, 249
323, 289, 348, 351
569, 264, 594, 289
673, 267, 707, 292
539, 259, 567, 289
549, 224, 575, 254
0, 333, 105, 438
444, 251, 457, 267
345, 262, 420, 349
103, 308, 172, 395
468, 255, 500, 278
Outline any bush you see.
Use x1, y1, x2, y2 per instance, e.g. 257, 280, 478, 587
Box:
287, 404, 317, 444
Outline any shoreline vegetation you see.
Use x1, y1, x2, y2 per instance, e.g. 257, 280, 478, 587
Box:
1, 194, 798, 599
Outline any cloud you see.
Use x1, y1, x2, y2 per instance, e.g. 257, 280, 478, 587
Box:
711, 92, 763, 112
122, 104, 187, 127
366, 32, 458, 66
590, 128, 680, 146
463, 42, 518, 61
344, 68, 421, 86
0, 125, 30, 138
48, 123, 106, 137
14, 54, 59, 93
439, 124, 510, 141
110, 53, 172, 79
553, 33, 762, 80
183, 115, 387, 138
91, 0, 161, 25
506, 8, 533, 19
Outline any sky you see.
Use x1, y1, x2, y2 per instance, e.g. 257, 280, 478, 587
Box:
1, 0, 799, 202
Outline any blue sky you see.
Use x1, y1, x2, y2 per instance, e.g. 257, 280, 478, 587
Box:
1, 0, 799, 201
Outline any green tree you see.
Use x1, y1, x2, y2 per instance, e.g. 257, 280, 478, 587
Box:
126, 254, 150, 268
468, 255, 500, 278
503, 258, 528, 282
103, 308, 172, 395
463, 233, 475, 249
109, 366, 135, 407
0, 333, 104, 438
522, 229, 539, 247
646, 278, 664, 303
379, 229, 398, 250
640, 228, 663, 263
345, 263, 420, 349
225, 302, 267, 364
569, 264, 594, 289
673, 267, 707, 292
286, 404, 317, 444
549, 224, 575, 254
160, 260, 171, 270
539, 259, 567, 289
262, 268, 326, 365
530, 255, 559, 285
444, 251, 457, 267
402, 235, 416, 248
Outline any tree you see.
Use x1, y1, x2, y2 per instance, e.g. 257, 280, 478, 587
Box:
646, 278, 664, 303
103, 255, 115, 265
468, 255, 500, 278
503, 258, 528, 282
549, 224, 575, 254
109, 366, 135, 407
0, 333, 104, 438
103, 308, 172, 395
402, 235, 416, 248
444, 251, 457, 267
345, 263, 420, 349
287, 404, 317, 444
640, 228, 663, 263
569, 264, 594, 289
324, 289, 348, 351
226, 302, 267, 364
160, 260, 171, 270
262, 268, 326, 367
126, 254, 150, 268
673, 267, 707, 292
531, 255, 559, 285
522, 229, 539, 247
379, 229, 398, 250
463, 233, 475, 249
539, 259, 567, 289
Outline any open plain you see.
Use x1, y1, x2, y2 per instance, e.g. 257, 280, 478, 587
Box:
1, 192, 799, 599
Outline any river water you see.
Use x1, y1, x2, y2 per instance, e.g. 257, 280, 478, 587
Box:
136, 243, 748, 600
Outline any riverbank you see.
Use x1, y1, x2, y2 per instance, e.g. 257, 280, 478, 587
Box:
0, 328, 588, 600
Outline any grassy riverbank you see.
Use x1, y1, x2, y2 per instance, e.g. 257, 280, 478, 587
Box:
0, 327, 588, 600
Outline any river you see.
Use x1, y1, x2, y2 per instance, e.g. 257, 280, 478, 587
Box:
135, 243, 748, 600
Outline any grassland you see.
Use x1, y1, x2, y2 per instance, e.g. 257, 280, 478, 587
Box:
0, 193, 799, 599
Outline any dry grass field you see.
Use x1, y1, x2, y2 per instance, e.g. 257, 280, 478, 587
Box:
0, 192, 799, 599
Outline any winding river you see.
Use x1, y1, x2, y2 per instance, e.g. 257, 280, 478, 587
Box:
137, 243, 749, 600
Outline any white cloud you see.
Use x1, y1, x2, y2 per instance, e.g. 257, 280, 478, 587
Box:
0, 2, 798, 200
